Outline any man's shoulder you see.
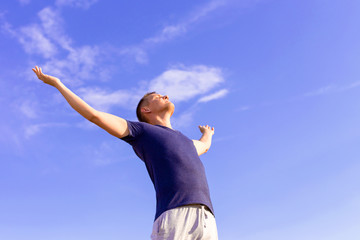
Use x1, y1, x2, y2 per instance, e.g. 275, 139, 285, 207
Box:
126, 120, 155, 129
125, 120, 162, 138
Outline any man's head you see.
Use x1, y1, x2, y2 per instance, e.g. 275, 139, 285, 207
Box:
136, 92, 175, 123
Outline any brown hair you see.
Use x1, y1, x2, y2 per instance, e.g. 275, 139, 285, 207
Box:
136, 92, 156, 122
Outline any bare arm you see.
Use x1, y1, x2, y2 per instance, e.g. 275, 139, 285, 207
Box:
192, 125, 215, 156
32, 66, 129, 138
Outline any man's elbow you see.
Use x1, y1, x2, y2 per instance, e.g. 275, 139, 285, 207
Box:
88, 111, 99, 123
199, 147, 210, 156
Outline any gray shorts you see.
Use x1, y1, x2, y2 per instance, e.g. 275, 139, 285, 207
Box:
151, 204, 218, 240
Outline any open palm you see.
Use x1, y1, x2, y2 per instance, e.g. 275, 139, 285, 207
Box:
32, 66, 60, 87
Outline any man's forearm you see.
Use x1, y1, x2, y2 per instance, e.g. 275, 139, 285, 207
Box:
199, 133, 212, 151
54, 81, 97, 121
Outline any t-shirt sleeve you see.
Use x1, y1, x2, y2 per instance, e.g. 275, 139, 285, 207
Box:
120, 120, 144, 144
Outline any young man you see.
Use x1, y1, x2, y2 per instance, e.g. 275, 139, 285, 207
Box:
32, 66, 218, 240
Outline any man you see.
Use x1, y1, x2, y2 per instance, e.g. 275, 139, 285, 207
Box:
32, 66, 218, 240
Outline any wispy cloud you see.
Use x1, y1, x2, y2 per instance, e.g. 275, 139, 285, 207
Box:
3, 22, 58, 58
74, 64, 227, 113
233, 80, 360, 115
304, 81, 360, 97
91, 141, 126, 166
198, 89, 229, 103
55, 0, 98, 9
304, 84, 337, 97
2, 6, 113, 86
62, 64, 226, 115
145, 25, 187, 45
344, 81, 360, 90
148, 65, 225, 102
18, 99, 39, 119
38, 7, 72, 51
119, 47, 149, 65
236, 105, 251, 112
24, 122, 69, 139
2, 7, 72, 58
77, 87, 141, 112
122, 0, 228, 64
0, 124, 22, 151
172, 109, 197, 129
17, 0, 31, 6
145, 0, 226, 45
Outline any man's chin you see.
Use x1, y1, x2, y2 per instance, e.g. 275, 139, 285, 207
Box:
168, 103, 175, 116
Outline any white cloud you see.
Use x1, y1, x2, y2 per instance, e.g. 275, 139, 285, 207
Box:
119, 46, 149, 65
1, 8, 65, 59
304, 81, 360, 97
41, 45, 106, 86
55, 0, 98, 9
25, 124, 41, 138
145, 25, 187, 45
172, 110, 196, 129
19, 100, 38, 118
18, 0, 31, 6
237, 105, 251, 112
92, 141, 121, 166
77, 87, 141, 112
2, 6, 114, 86
0, 125, 22, 151
127, 0, 228, 64
198, 88, 228, 103
79, 141, 131, 166
304, 84, 337, 97
25, 122, 69, 139
341, 80, 360, 91
38, 7, 72, 51
76, 119, 98, 130
18, 24, 58, 58
148, 65, 224, 102
187, 0, 227, 23
68, 64, 226, 124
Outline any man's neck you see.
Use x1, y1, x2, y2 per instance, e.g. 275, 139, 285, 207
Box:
149, 114, 173, 129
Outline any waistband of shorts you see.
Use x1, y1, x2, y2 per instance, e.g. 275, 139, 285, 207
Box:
182, 204, 212, 212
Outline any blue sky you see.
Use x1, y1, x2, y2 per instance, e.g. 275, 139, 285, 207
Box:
1, 0, 360, 239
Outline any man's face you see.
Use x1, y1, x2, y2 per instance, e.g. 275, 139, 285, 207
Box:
146, 93, 175, 116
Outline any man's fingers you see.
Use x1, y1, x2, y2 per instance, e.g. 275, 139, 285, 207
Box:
32, 66, 45, 80
33, 66, 39, 74
35, 66, 41, 75
198, 125, 214, 134
32, 68, 39, 76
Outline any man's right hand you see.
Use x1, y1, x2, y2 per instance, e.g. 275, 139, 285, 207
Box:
32, 66, 60, 87
31, 66, 129, 139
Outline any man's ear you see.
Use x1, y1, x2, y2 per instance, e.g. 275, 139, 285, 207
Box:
141, 107, 151, 113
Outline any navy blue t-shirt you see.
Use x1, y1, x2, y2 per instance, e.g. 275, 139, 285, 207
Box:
120, 120, 214, 221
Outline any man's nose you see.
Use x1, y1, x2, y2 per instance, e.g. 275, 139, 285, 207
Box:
163, 95, 169, 100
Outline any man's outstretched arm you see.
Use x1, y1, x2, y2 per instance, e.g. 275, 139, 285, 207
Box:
192, 125, 215, 156
32, 66, 129, 138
